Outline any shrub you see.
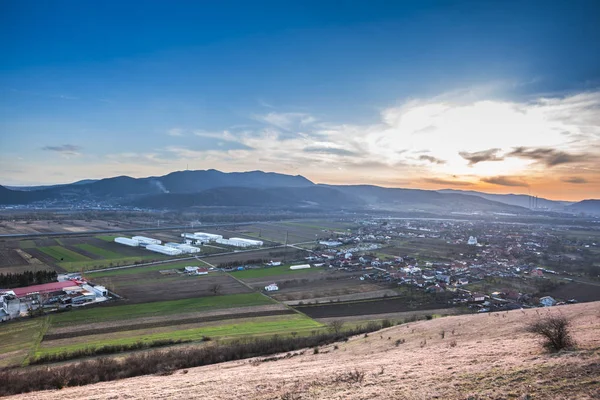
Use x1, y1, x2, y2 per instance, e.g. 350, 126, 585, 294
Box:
526, 314, 576, 352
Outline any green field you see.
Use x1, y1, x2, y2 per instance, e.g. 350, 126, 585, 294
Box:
18, 240, 36, 249
87, 260, 204, 278
49, 293, 275, 327
230, 265, 321, 279
0, 318, 47, 367
39, 246, 91, 262
96, 234, 120, 242
59, 256, 160, 272
75, 244, 124, 259
37, 314, 323, 356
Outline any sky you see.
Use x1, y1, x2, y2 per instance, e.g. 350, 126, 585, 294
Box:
1, 0, 599, 201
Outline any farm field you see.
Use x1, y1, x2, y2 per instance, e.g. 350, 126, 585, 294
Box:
383, 237, 475, 262
74, 243, 123, 259
94, 271, 252, 303
229, 265, 322, 279
49, 293, 276, 327
0, 318, 47, 368
295, 295, 454, 318
38, 246, 91, 262
37, 314, 322, 357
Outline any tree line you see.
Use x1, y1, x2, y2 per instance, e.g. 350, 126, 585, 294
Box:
0, 270, 57, 289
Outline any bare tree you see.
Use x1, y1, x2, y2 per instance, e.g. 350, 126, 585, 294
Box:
526, 314, 576, 352
209, 284, 222, 295
328, 320, 345, 334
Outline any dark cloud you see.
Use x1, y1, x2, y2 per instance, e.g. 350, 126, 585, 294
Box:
303, 146, 358, 157
481, 176, 528, 187
561, 176, 588, 184
418, 155, 446, 164
41, 144, 82, 153
459, 148, 504, 165
506, 147, 585, 167
424, 178, 473, 186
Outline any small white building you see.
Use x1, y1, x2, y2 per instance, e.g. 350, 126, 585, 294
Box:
319, 241, 342, 247
539, 296, 557, 307
265, 283, 279, 291
290, 264, 311, 270
467, 236, 478, 245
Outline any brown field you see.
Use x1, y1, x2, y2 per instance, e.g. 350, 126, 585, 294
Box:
200, 247, 306, 267
94, 272, 252, 303
0, 219, 140, 236
14, 302, 600, 400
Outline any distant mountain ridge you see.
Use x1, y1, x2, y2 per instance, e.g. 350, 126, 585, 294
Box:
0, 169, 596, 214
438, 189, 572, 210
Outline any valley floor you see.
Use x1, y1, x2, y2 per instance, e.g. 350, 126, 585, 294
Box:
10, 302, 600, 400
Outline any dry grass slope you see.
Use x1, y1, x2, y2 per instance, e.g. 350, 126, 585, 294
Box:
10, 302, 600, 400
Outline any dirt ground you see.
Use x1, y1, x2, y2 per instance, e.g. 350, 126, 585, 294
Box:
94, 272, 252, 303
14, 302, 600, 400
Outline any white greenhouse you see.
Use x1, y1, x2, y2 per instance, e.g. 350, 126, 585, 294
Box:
146, 244, 182, 256
132, 236, 161, 245
114, 237, 140, 247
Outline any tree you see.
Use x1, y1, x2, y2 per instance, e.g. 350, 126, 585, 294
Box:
526, 314, 576, 352
328, 320, 345, 335
209, 284, 222, 295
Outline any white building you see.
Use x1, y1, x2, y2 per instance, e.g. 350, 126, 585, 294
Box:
164, 243, 201, 254
114, 237, 139, 247
467, 236, 478, 245
265, 283, 279, 291
132, 236, 161, 245
216, 237, 263, 248
194, 232, 223, 241
290, 264, 311, 270
146, 244, 183, 256
319, 240, 342, 247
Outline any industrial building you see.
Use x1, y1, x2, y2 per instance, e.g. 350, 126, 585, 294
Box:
132, 236, 161, 245
146, 244, 183, 256
181, 232, 223, 244
290, 264, 311, 270
114, 237, 140, 247
215, 237, 263, 248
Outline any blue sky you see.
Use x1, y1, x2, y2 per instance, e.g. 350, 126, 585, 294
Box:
1, 0, 599, 199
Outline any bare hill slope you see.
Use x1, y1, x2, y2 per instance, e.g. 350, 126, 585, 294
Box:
14, 302, 600, 400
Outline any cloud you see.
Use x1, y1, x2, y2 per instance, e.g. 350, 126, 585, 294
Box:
303, 146, 358, 157
41, 144, 82, 157
418, 155, 446, 164
424, 178, 474, 186
167, 128, 184, 137
481, 176, 528, 187
254, 112, 316, 131
459, 148, 504, 165
561, 176, 588, 184
506, 147, 587, 167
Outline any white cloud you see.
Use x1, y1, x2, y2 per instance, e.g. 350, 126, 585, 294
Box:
167, 128, 184, 137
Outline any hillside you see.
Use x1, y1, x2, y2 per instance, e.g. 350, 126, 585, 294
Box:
438, 189, 571, 210
566, 200, 600, 215
14, 302, 600, 400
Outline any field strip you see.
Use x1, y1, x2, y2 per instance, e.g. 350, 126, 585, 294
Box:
47, 304, 290, 334
314, 307, 465, 324
43, 309, 297, 341
282, 289, 400, 305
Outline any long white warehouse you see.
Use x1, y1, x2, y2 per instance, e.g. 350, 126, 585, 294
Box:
290, 264, 311, 270
193, 232, 223, 241
215, 237, 263, 248
132, 236, 161, 245
146, 244, 182, 256
164, 243, 201, 254
114, 237, 139, 247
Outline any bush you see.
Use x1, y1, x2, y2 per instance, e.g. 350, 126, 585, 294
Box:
526, 314, 576, 352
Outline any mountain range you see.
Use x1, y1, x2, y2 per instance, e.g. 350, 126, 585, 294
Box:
1, 170, 597, 215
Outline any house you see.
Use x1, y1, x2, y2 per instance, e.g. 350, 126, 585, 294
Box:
184, 266, 199, 273
195, 268, 209, 275
539, 296, 557, 307
264, 283, 279, 291
470, 293, 486, 302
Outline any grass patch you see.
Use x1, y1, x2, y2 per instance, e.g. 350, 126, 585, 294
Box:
0, 318, 47, 368
86, 260, 205, 277
59, 256, 159, 272
18, 240, 36, 249
38, 315, 322, 356
231, 265, 321, 279
95, 235, 120, 242
74, 244, 123, 259
39, 246, 90, 262
48, 293, 275, 327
